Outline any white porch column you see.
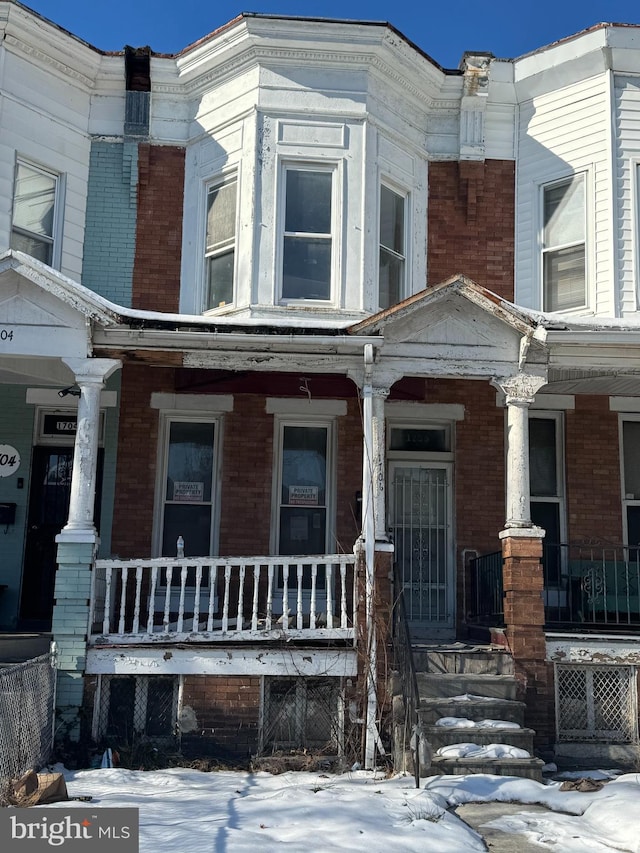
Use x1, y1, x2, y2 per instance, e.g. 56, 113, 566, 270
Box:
59, 358, 121, 537
493, 373, 547, 528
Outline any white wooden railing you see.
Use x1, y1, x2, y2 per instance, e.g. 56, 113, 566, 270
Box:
90, 554, 357, 643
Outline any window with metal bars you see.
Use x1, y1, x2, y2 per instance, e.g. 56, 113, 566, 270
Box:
261, 677, 342, 754
555, 664, 638, 743
95, 675, 178, 743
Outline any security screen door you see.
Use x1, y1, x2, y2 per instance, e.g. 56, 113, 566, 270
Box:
390, 462, 454, 636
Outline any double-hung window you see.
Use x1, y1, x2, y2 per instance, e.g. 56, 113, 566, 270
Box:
281, 167, 333, 301
276, 423, 330, 557
205, 174, 237, 310
542, 175, 586, 312
158, 418, 217, 558
11, 160, 58, 265
379, 184, 406, 309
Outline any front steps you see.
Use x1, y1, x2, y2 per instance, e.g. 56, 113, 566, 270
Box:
413, 643, 544, 781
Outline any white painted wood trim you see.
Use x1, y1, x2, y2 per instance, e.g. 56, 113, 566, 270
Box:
385, 402, 465, 420
610, 397, 640, 412
265, 398, 347, 415
86, 646, 358, 677
150, 393, 234, 412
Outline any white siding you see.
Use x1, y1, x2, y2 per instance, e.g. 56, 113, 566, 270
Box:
515, 75, 611, 313
0, 48, 93, 281
614, 76, 640, 316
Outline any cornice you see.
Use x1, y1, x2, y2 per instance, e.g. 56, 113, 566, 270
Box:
3, 33, 95, 90
178, 41, 449, 111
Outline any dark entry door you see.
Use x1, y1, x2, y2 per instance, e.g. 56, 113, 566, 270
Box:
19, 446, 103, 630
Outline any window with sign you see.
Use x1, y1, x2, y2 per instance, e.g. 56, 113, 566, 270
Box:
157, 418, 217, 558
11, 159, 60, 266
275, 422, 332, 557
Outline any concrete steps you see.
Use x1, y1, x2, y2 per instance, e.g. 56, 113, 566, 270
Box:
411, 643, 543, 781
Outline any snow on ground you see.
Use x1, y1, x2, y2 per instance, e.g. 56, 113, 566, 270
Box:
36, 765, 640, 853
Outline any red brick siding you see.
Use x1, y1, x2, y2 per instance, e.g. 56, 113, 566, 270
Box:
111, 364, 174, 556
132, 145, 185, 312
428, 160, 515, 300
565, 396, 622, 543
181, 676, 260, 759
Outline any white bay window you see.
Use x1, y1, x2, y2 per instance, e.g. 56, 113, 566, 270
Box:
11, 159, 59, 266
542, 175, 586, 312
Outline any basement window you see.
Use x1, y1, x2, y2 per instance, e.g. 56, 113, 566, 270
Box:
555, 664, 638, 743
261, 677, 342, 753
95, 675, 178, 743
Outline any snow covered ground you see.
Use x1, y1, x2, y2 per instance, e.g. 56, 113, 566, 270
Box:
37, 764, 640, 852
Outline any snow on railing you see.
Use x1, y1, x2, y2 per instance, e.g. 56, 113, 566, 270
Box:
90, 554, 356, 643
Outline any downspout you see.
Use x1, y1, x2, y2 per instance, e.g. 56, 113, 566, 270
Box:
362, 343, 377, 769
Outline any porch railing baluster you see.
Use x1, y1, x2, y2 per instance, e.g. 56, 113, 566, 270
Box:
91, 554, 356, 643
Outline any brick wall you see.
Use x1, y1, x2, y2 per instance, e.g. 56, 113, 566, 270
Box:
82, 141, 137, 306
132, 144, 185, 312
565, 396, 623, 543
111, 364, 174, 556
427, 160, 515, 300
181, 675, 260, 760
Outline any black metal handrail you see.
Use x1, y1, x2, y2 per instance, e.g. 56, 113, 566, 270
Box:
468, 543, 640, 629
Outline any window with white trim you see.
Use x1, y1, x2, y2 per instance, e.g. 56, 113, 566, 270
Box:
11, 160, 59, 265
529, 413, 565, 582
275, 422, 332, 557
542, 175, 586, 312
281, 166, 334, 301
205, 174, 237, 310
157, 417, 218, 558
379, 183, 406, 309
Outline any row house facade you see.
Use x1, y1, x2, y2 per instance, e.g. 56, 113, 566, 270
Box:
1, 1, 640, 767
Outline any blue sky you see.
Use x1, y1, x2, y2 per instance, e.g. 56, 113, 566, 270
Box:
20, 0, 640, 68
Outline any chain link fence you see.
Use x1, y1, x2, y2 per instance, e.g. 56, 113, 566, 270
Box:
0, 652, 57, 803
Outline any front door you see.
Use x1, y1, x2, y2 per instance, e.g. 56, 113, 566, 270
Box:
19, 446, 103, 630
390, 462, 454, 637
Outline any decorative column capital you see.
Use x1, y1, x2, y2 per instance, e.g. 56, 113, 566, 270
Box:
492, 372, 547, 406
62, 357, 121, 385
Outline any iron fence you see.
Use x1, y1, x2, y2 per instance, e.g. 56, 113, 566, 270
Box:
0, 651, 57, 803
468, 551, 504, 626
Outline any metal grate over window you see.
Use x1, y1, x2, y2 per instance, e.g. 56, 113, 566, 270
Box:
261, 677, 342, 754
555, 664, 638, 743
94, 675, 178, 744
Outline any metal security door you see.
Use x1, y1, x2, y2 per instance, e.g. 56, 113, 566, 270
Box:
390, 462, 454, 636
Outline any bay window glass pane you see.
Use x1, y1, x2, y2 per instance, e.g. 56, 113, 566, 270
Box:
206, 179, 236, 251
529, 418, 557, 497
623, 421, 640, 499
207, 250, 234, 309
380, 185, 404, 254
379, 248, 403, 308
285, 171, 331, 233
282, 237, 331, 300
544, 246, 585, 312
13, 162, 56, 238
544, 178, 584, 247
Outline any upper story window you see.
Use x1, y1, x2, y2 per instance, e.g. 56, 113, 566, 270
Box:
542, 175, 586, 312
11, 160, 58, 266
205, 174, 237, 310
379, 184, 406, 309
281, 166, 334, 302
